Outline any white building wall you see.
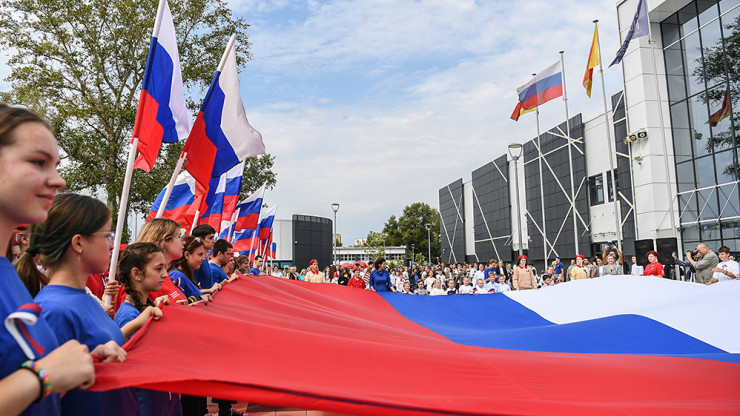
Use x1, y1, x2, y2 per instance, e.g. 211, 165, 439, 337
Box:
463, 180, 475, 258
272, 219, 293, 261
617, 0, 681, 242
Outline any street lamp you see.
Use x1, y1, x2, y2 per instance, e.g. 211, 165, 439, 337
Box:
331, 203, 340, 265
425, 223, 432, 265
411, 243, 415, 264
508, 143, 523, 257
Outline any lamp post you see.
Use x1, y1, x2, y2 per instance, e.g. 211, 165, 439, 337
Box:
411, 244, 415, 264
331, 203, 339, 265
508, 143, 523, 257
425, 223, 432, 265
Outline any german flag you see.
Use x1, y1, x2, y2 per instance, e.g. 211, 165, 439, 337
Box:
709, 88, 731, 127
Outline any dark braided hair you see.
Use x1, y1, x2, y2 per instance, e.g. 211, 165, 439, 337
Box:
118, 242, 162, 313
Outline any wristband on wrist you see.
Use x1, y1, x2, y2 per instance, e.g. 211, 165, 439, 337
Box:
20, 360, 52, 401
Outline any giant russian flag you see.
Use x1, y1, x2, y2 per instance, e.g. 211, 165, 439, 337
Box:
132, 0, 191, 172
516, 61, 563, 111
183, 35, 265, 188
147, 169, 198, 227
198, 161, 244, 234
91, 276, 740, 415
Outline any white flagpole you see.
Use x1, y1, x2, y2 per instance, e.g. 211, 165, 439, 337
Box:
228, 207, 240, 242
534, 99, 548, 266
560, 51, 579, 258
594, 20, 623, 252
104, 0, 168, 305
156, 151, 187, 218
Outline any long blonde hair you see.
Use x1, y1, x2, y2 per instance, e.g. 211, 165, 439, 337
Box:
137, 218, 180, 250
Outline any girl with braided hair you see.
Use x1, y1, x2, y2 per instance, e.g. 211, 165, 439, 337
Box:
114, 243, 180, 416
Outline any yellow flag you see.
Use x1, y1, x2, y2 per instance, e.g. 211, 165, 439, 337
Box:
583, 26, 600, 97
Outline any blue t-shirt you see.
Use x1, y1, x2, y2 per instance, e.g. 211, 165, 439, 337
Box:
169, 270, 203, 298
209, 262, 228, 285
192, 259, 213, 290
249, 268, 260, 276
369, 269, 392, 292
0, 258, 61, 416
555, 262, 564, 274
34, 285, 140, 416
114, 303, 182, 416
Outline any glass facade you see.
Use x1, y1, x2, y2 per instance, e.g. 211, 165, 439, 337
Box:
662, 0, 740, 251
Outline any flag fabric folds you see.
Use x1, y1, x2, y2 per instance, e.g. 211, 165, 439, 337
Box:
198, 161, 244, 235
709, 88, 731, 127
221, 185, 265, 240
509, 101, 536, 121
231, 228, 257, 254
257, 205, 277, 241
147, 169, 198, 226
183, 37, 265, 188
609, 0, 649, 67
516, 61, 563, 111
132, 0, 191, 172
583, 26, 600, 97
90, 276, 740, 415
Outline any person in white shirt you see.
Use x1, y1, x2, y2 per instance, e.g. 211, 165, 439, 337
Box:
458, 276, 474, 294
473, 279, 489, 294
472, 263, 486, 287
429, 279, 447, 296
630, 255, 644, 276
495, 276, 511, 292
708, 245, 739, 284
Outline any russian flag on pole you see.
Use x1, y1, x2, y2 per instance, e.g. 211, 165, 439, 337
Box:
231, 228, 257, 254
220, 185, 264, 240
270, 241, 276, 259
257, 205, 277, 241
147, 169, 198, 227
132, 0, 191, 172
183, 35, 265, 188
516, 61, 563, 111
198, 161, 244, 234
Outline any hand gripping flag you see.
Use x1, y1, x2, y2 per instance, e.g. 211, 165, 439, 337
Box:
709, 88, 731, 127
583, 25, 600, 97
183, 35, 265, 188
198, 161, 244, 235
91, 276, 740, 415
609, 0, 649, 67
516, 61, 563, 111
132, 0, 191, 172
147, 169, 198, 228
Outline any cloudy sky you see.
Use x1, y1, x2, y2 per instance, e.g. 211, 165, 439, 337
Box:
229, 0, 627, 243
1, 0, 630, 244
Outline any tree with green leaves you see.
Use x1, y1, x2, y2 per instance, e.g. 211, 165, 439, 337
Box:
368, 202, 441, 264
0, 0, 276, 240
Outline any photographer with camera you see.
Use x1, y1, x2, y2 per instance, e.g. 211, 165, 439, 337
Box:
686, 243, 719, 285
672, 252, 695, 282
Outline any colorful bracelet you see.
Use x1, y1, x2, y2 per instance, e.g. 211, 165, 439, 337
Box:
20, 360, 52, 401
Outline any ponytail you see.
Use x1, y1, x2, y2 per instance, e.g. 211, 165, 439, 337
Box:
118, 242, 161, 312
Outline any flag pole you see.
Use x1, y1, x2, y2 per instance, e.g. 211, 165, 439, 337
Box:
228, 207, 240, 242
560, 51, 579, 258
156, 151, 187, 218
594, 20, 623, 252
534, 100, 548, 267
104, 0, 169, 305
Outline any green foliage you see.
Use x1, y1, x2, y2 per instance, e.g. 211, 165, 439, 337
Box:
364, 231, 386, 261
367, 202, 441, 264
0, 0, 275, 239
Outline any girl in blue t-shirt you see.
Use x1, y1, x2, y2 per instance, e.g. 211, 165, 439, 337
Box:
116, 243, 181, 416
167, 236, 212, 302
20, 193, 141, 416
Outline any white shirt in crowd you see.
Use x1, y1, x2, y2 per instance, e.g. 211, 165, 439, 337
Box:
714, 260, 740, 282
631, 264, 644, 276
472, 270, 485, 287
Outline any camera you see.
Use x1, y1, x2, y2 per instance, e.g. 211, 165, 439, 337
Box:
686, 250, 699, 258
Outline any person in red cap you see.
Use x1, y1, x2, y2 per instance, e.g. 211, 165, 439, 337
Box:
304, 259, 324, 283
570, 255, 589, 280
512, 255, 537, 290
643, 251, 664, 277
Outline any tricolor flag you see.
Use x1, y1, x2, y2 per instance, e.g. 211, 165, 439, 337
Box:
92, 276, 740, 415
609, 0, 649, 67
257, 205, 277, 241
183, 35, 265, 188
509, 101, 536, 121
147, 169, 198, 228
231, 228, 258, 254
197, 161, 244, 234
583, 26, 600, 97
4, 303, 46, 360
270, 241, 276, 259
220, 185, 265, 240
516, 62, 563, 111
132, 0, 191, 172
709, 88, 731, 127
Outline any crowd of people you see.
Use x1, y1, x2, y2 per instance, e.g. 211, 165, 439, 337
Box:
1, 105, 738, 416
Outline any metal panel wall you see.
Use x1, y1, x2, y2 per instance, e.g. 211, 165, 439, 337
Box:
471, 155, 512, 263
523, 114, 589, 269
292, 215, 332, 270
438, 179, 465, 264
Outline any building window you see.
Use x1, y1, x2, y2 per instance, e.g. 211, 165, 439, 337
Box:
589, 174, 604, 206
607, 170, 619, 202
